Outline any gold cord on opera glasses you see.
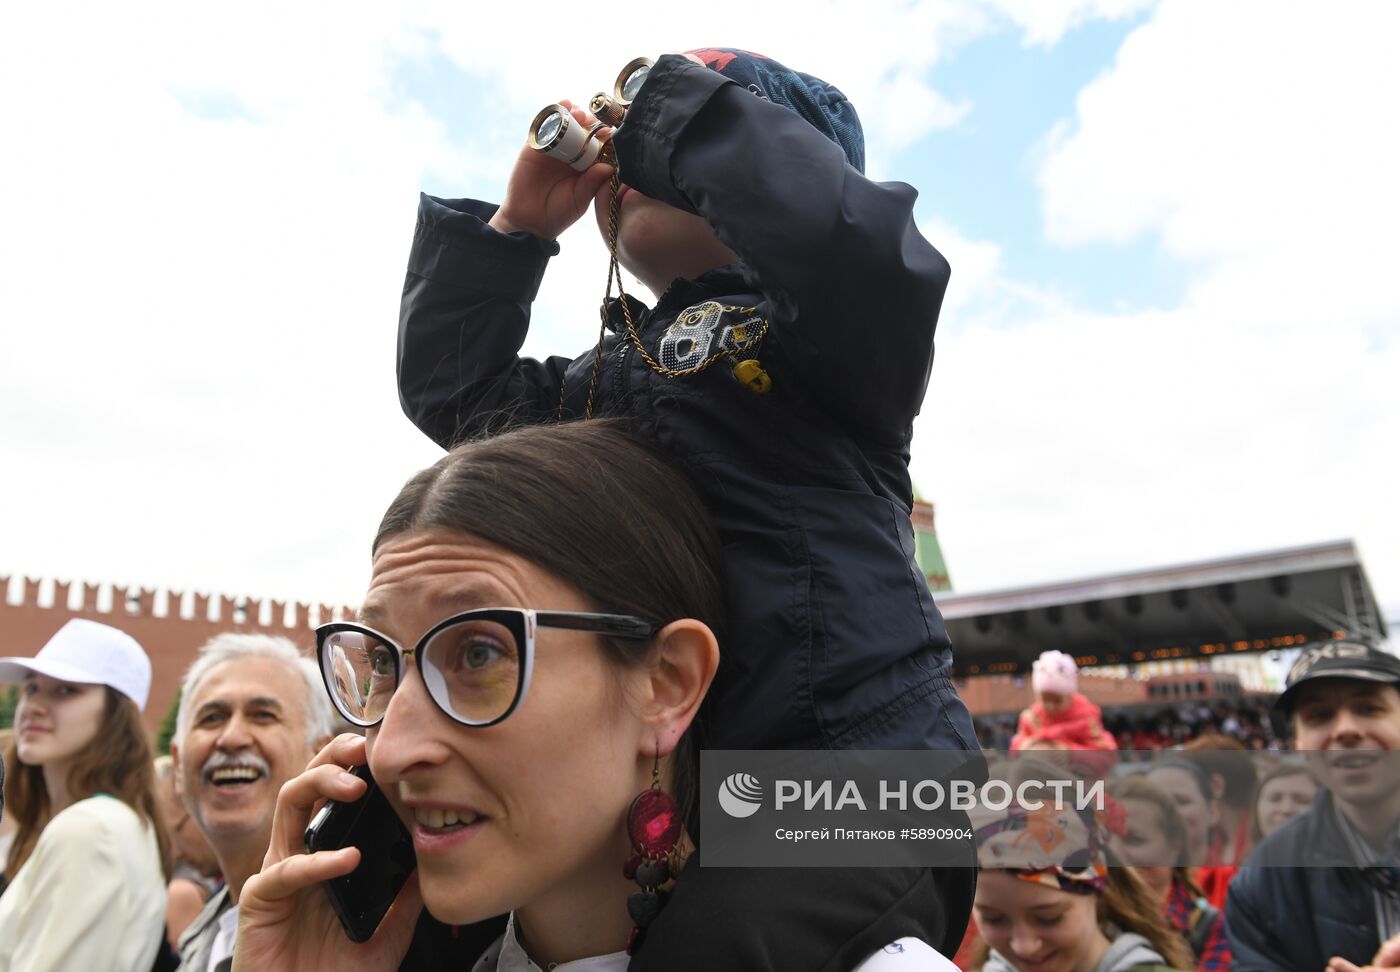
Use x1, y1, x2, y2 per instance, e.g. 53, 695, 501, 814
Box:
529, 56, 774, 419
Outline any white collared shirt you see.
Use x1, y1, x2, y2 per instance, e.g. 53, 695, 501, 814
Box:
206, 902, 240, 971
469, 913, 956, 971
472, 913, 627, 972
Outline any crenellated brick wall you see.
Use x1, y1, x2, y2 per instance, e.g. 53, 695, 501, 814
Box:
1, 575, 354, 734
4, 573, 1152, 732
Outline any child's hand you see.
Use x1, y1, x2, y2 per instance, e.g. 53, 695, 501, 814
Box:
490, 100, 615, 241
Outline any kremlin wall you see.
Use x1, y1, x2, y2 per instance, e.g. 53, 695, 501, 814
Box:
14, 499, 1288, 735
2, 581, 1150, 739
1, 574, 352, 733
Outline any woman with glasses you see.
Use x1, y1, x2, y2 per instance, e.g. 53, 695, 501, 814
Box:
231, 419, 957, 971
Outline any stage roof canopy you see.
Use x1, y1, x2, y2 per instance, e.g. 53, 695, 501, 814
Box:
936, 540, 1386, 676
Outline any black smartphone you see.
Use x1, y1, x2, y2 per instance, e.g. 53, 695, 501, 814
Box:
304, 762, 416, 943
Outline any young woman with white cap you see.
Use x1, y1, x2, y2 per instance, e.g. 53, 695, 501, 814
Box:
0, 618, 170, 972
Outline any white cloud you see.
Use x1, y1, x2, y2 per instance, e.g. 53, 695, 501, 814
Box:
413, 0, 990, 172
0, 0, 1003, 606
919, 216, 1079, 327
1037, 0, 1400, 326
6, 0, 1392, 634
915, 0, 1400, 618
0, 4, 459, 604
985, 0, 1155, 47
921, 217, 1006, 318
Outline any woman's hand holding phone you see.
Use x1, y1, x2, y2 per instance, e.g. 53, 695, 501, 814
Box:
232, 734, 422, 972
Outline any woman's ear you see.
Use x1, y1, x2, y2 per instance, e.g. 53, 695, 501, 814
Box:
640, 619, 719, 756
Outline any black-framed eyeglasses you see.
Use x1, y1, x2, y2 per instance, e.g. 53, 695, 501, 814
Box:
315, 609, 659, 728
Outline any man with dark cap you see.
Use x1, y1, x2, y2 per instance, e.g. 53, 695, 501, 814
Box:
1227, 640, 1400, 971
394, 47, 978, 970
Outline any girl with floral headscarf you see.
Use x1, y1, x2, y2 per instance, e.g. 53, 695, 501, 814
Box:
967, 761, 1192, 972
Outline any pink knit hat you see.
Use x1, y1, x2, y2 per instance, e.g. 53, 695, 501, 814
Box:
1031, 650, 1078, 696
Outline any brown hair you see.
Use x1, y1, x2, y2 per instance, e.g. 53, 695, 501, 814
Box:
1111, 774, 1189, 867
971, 762, 1194, 970
1249, 760, 1319, 846
3, 686, 171, 881
969, 868, 1194, 971
1182, 734, 1256, 808
1099, 867, 1195, 969
374, 418, 726, 827
1111, 774, 1208, 899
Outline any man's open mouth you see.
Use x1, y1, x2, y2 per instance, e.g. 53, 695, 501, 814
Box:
208, 766, 265, 788
1330, 752, 1381, 770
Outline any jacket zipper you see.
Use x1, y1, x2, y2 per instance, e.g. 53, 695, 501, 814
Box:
611, 325, 635, 403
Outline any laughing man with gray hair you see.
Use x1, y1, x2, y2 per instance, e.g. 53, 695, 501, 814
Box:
169, 633, 337, 972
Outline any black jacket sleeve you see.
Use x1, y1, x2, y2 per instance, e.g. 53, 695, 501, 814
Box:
1223, 868, 1294, 972
615, 54, 950, 444
397, 196, 575, 449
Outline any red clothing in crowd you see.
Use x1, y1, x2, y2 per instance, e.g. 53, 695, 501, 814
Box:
1009, 692, 1118, 777
1193, 814, 1250, 910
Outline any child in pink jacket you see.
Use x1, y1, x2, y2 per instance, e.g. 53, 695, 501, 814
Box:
1011, 650, 1117, 777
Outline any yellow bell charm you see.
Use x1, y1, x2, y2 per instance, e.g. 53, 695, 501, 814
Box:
733, 358, 772, 394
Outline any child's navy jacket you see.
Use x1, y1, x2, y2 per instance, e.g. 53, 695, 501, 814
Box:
396, 54, 977, 756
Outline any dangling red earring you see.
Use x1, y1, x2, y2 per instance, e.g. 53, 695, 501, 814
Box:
622, 746, 681, 955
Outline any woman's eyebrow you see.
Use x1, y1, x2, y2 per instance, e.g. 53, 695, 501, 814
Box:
355, 581, 515, 630
425, 583, 512, 612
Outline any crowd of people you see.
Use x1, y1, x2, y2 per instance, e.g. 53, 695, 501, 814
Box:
5, 605, 1386, 972
960, 643, 1400, 972
0, 45, 1397, 972
976, 696, 1280, 753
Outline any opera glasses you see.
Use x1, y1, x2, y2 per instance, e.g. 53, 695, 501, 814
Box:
528, 57, 653, 171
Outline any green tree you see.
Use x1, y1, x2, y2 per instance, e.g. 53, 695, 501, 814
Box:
0, 685, 15, 730
156, 687, 181, 755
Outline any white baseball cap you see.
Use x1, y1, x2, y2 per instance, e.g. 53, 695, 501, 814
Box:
0, 619, 152, 711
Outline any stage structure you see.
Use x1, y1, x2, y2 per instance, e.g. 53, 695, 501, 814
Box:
936, 539, 1386, 679
3, 534, 1384, 733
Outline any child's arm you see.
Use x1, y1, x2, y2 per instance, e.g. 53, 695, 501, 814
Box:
614, 55, 950, 443
398, 105, 614, 449
1009, 709, 1038, 750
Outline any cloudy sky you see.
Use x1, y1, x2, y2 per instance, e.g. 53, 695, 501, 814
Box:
2, 1, 1396, 626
